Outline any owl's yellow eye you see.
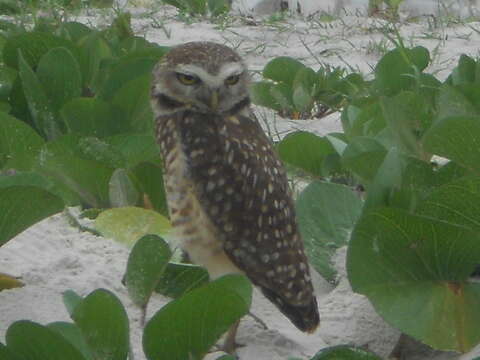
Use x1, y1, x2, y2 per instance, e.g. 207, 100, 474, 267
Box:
176, 73, 199, 85
225, 75, 240, 85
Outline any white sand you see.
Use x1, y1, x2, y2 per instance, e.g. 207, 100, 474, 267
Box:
2, 4, 480, 359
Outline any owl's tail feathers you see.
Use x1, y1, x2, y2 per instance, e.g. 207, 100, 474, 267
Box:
260, 287, 320, 333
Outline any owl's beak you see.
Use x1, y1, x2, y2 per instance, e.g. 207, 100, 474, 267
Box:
210, 89, 219, 111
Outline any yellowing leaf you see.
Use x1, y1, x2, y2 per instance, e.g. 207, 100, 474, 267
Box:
95, 206, 171, 247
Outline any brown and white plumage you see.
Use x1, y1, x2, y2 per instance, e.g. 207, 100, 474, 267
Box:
150, 41, 319, 336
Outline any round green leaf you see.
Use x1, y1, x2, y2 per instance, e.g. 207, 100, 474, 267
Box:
0, 342, 21, 360
63, 289, 83, 317
373, 46, 430, 96
263, 56, 306, 86
249, 81, 282, 111
62, 98, 128, 138
277, 131, 335, 177
111, 74, 153, 133
109, 168, 139, 207
131, 161, 168, 215
6, 320, 86, 360
95, 206, 171, 247
3, 32, 79, 70
36, 136, 114, 208
60, 22, 93, 43
0, 65, 17, 101
98, 57, 157, 101
36, 47, 82, 112
416, 177, 480, 231
296, 181, 362, 282
347, 208, 480, 352
105, 134, 159, 168
435, 85, 478, 121
155, 262, 210, 298
0, 113, 44, 170
72, 289, 129, 360
143, 274, 252, 360
18, 51, 60, 140
423, 115, 480, 175
341, 137, 387, 182
77, 31, 112, 90
48, 322, 93, 360
125, 234, 172, 308
0, 186, 63, 247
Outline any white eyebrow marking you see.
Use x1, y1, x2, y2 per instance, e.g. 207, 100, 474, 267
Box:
175, 62, 244, 87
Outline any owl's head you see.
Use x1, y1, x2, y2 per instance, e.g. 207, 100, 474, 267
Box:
151, 41, 250, 115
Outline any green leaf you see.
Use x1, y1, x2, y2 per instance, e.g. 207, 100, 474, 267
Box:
249, 81, 282, 111
155, 262, 210, 298
347, 208, 480, 352
292, 66, 317, 113
125, 234, 172, 308
373, 46, 430, 96
263, 57, 306, 87
8, 75, 33, 128
77, 31, 112, 90
0, 342, 21, 360
98, 57, 158, 101
47, 322, 93, 360
278, 131, 335, 177
296, 181, 362, 281
416, 177, 480, 232
435, 85, 479, 121
36, 136, 114, 207
0, 65, 17, 102
63, 289, 83, 317
59, 21, 93, 43
0, 186, 63, 247
111, 74, 153, 133
62, 98, 128, 138
448, 54, 478, 86
109, 168, 139, 207
208, 0, 230, 15
18, 51, 60, 140
6, 320, 86, 360
131, 161, 168, 215
311, 345, 382, 359
36, 47, 82, 112
105, 134, 159, 168
143, 274, 252, 360
77, 137, 125, 168
3, 32, 79, 70
363, 147, 407, 211
343, 102, 385, 139
72, 289, 129, 360
95, 207, 171, 247
0, 113, 44, 170
423, 116, 480, 175
270, 83, 294, 112
341, 137, 387, 182
381, 92, 432, 158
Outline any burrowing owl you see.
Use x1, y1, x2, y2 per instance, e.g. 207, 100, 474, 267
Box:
151, 41, 319, 348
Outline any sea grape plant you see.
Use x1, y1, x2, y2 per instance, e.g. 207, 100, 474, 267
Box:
280, 45, 480, 353
250, 56, 368, 119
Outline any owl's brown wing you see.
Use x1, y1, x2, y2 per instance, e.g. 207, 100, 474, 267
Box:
178, 109, 319, 332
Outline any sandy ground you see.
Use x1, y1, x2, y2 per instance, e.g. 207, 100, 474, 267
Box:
2, 3, 480, 359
